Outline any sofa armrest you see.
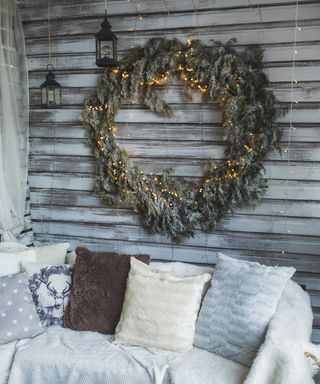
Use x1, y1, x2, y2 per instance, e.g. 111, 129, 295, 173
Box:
244, 280, 314, 384
265, 280, 313, 344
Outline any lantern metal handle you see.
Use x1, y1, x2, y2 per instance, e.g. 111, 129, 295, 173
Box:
47, 64, 55, 72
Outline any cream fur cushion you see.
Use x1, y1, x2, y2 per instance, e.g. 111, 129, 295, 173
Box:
150, 261, 214, 277
33, 243, 70, 265
114, 258, 211, 352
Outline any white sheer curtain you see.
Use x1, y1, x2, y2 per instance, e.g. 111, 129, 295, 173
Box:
0, 0, 29, 241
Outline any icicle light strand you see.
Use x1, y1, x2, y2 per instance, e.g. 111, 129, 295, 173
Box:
282, 0, 300, 255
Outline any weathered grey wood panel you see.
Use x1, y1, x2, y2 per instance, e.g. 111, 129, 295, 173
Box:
15, 186, 34, 246
20, 0, 320, 340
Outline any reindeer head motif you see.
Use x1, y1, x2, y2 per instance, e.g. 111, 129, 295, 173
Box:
47, 274, 72, 311
30, 265, 72, 326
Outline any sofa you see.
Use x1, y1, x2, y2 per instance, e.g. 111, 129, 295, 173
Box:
0, 243, 318, 384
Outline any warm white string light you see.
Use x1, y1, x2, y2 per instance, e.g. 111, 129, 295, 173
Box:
190, 0, 210, 264
113, 0, 142, 251
161, 0, 170, 34
47, 0, 52, 64
161, 0, 170, 15
191, 0, 200, 38
158, 1, 176, 261
281, 0, 301, 254
47, 0, 56, 238
127, 0, 142, 49
127, 0, 142, 21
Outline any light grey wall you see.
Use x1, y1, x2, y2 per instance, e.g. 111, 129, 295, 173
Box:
20, 0, 320, 340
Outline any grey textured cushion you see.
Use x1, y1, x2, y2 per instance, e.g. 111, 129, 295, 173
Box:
194, 253, 295, 366
0, 272, 44, 344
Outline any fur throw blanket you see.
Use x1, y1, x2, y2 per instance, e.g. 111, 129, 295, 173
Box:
244, 280, 315, 384
168, 280, 315, 384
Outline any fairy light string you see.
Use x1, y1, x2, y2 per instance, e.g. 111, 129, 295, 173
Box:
282, 0, 300, 255
191, 0, 209, 263
161, 0, 170, 37
47, 0, 52, 64
47, 0, 54, 233
159, 1, 175, 258
113, 0, 143, 251
131, 3, 139, 49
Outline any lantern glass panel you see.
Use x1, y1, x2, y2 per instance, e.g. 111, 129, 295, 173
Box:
54, 87, 61, 106
47, 87, 56, 105
41, 87, 47, 105
101, 42, 113, 59
41, 86, 61, 108
96, 39, 101, 61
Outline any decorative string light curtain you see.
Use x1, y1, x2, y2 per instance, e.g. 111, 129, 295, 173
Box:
0, 0, 29, 241
281, 0, 301, 255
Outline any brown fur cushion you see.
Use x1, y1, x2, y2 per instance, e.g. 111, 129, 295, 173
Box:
63, 247, 150, 334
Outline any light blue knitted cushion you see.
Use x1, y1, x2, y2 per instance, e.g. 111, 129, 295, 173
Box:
194, 253, 295, 366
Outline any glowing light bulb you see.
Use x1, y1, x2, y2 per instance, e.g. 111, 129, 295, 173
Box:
101, 45, 113, 58
48, 89, 55, 103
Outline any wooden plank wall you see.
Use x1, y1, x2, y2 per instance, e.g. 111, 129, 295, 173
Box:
17, 186, 34, 246
19, 0, 320, 340
1, 186, 34, 246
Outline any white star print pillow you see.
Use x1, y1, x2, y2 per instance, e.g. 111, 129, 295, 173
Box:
0, 272, 44, 344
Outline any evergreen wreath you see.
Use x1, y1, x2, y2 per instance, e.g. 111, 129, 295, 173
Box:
82, 37, 281, 242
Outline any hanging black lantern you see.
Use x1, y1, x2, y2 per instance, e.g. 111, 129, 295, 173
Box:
40, 64, 62, 108
95, 14, 117, 67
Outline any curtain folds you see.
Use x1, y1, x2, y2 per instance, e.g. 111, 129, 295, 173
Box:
0, 0, 29, 241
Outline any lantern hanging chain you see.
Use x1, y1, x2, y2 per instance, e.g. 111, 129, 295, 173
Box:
105, 0, 107, 14
282, 0, 300, 253
47, 0, 52, 65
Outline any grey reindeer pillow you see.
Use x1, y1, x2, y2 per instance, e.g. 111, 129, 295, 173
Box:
22, 263, 72, 327
0, 272, 44, 344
